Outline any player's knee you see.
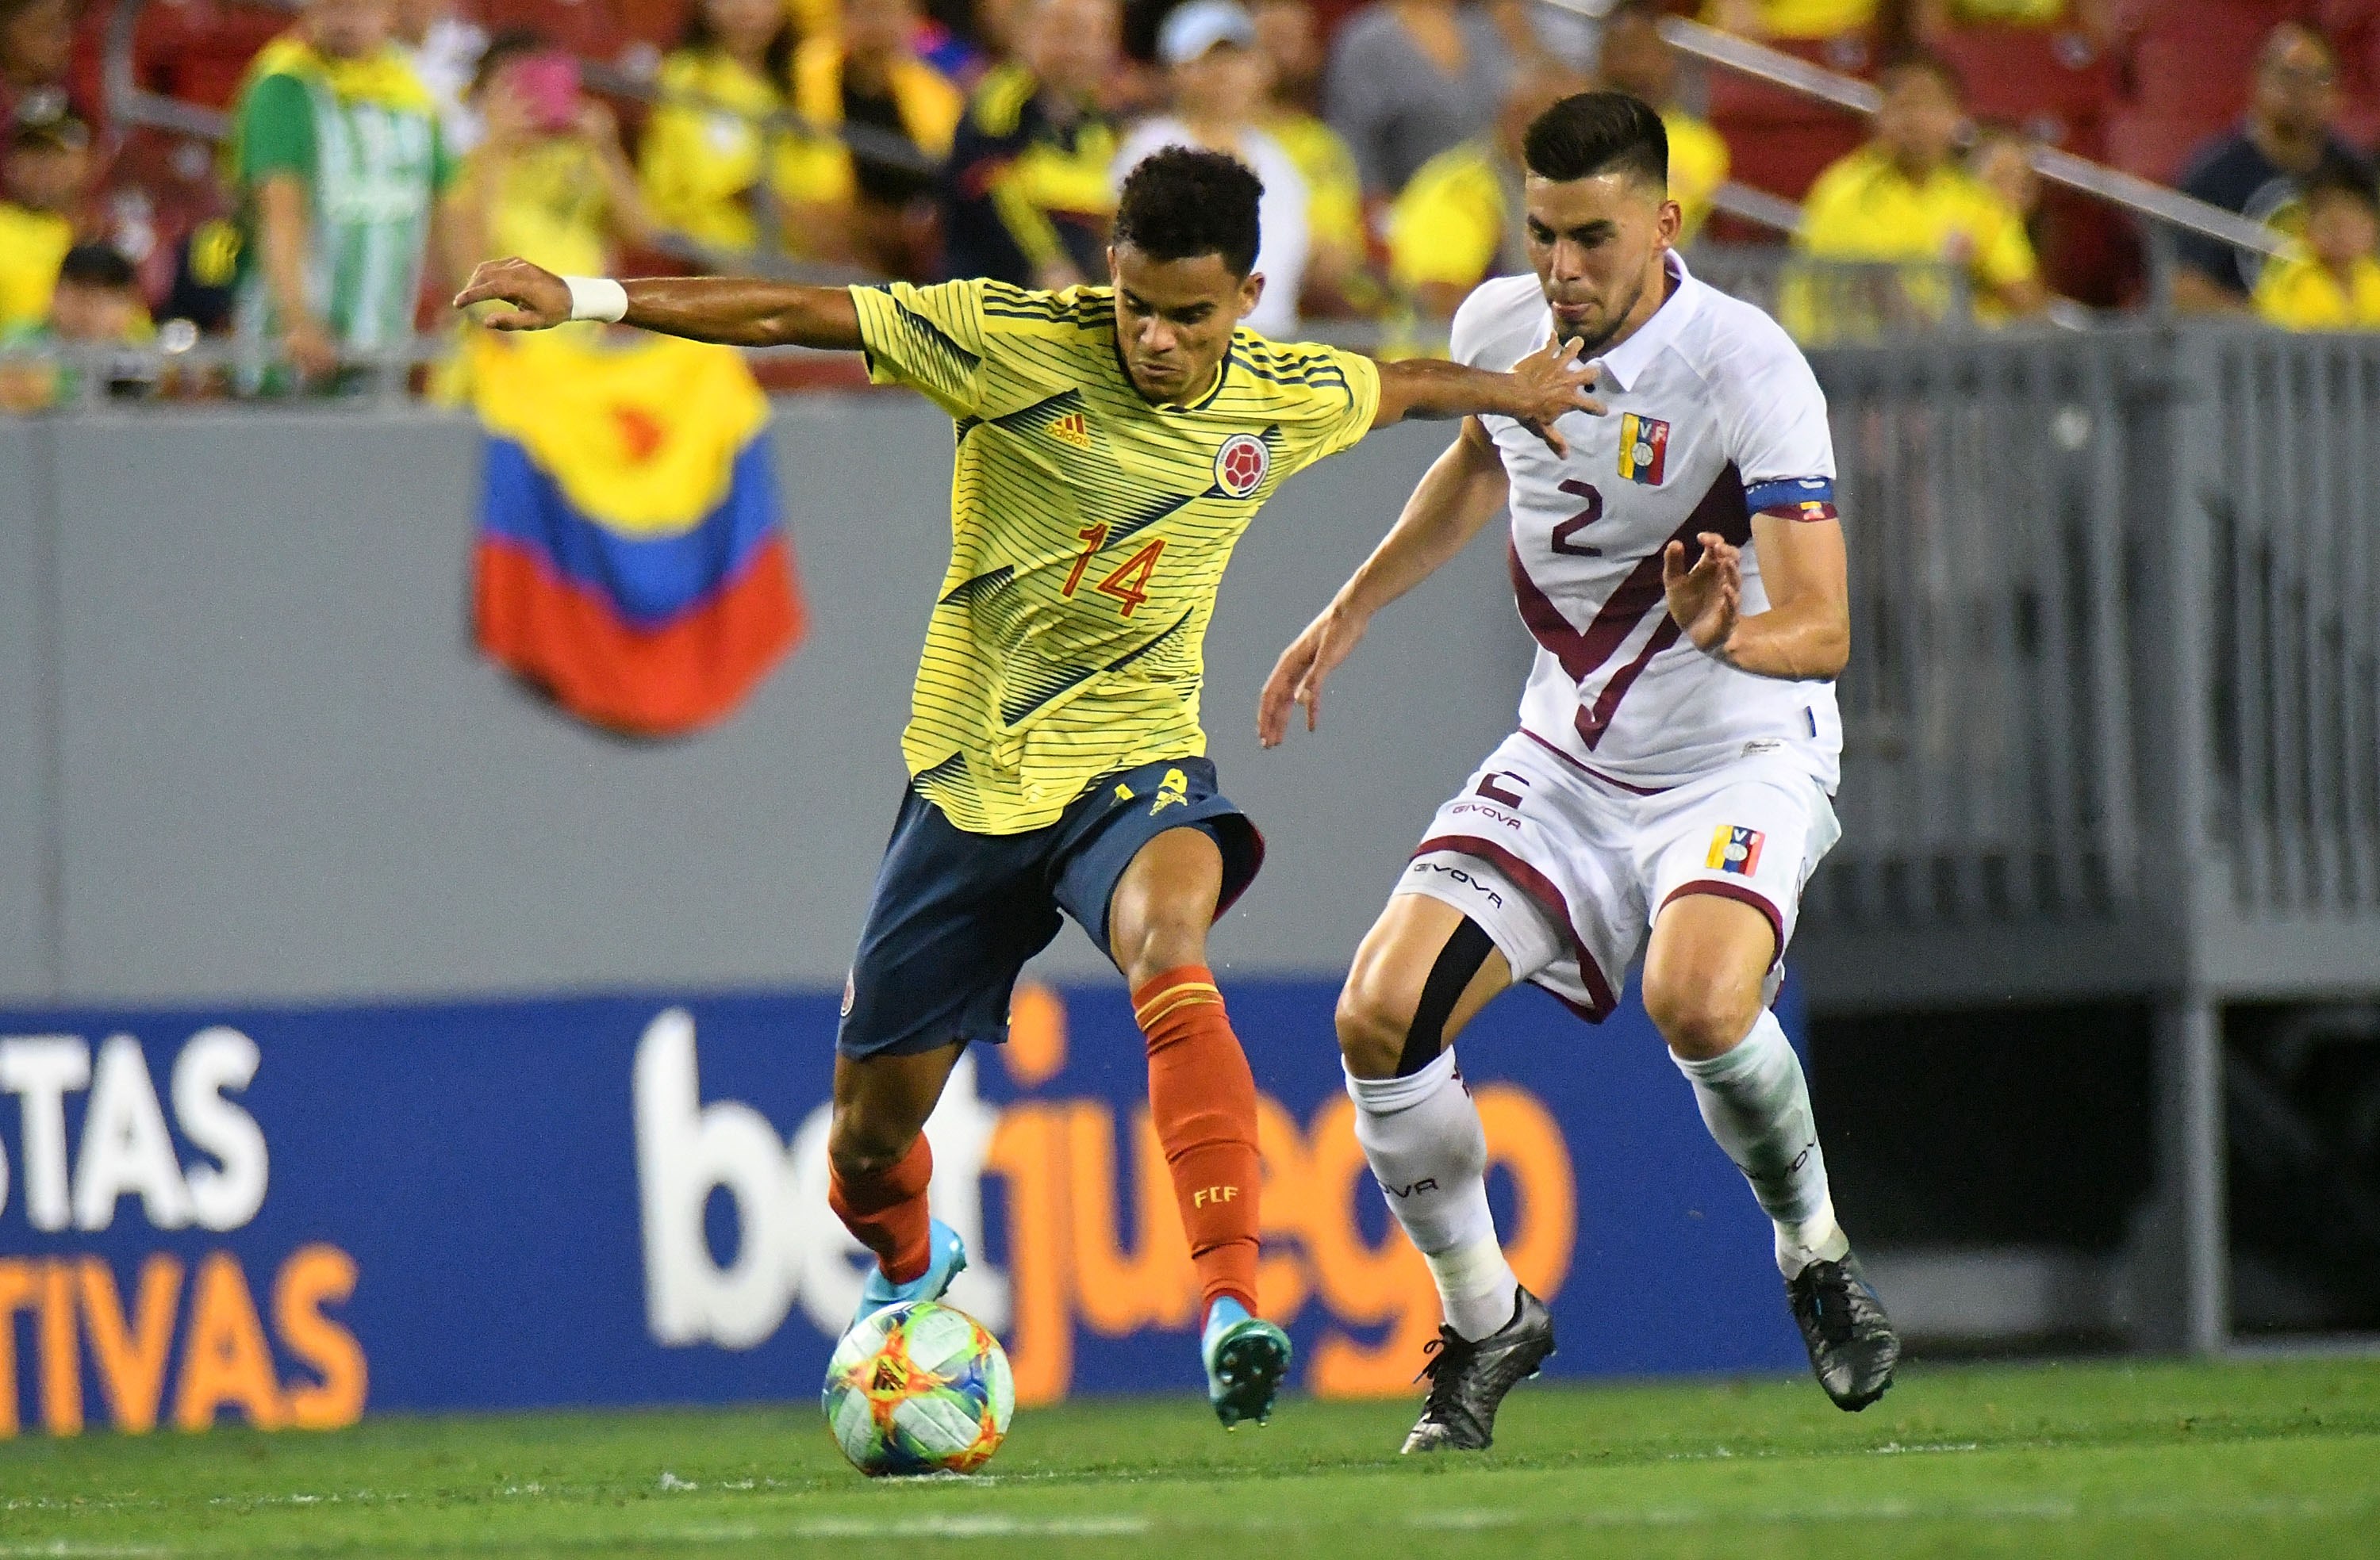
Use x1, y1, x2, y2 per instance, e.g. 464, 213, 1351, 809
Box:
1641, 968, 1762, 1062
1113, 904, 1209, 991
827, 1104, 920, 1181
1335, 962, 1416, 1080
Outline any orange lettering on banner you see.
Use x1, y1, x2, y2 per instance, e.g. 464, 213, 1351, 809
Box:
37, 1262, 82, 1434
1253, 1094, 1312, 1324
1299, 1098, 1444, 1398
1004, 982, 1069, 1088
0, 1260, 38, 1436
172, 1253, 286, 1430
79, 1255, 182, 1434
985, 1105, 1073, 1405
1476, 1085, 1576, 1301
1064, 1106, 1196, 1334
274, 1245, 368, 1429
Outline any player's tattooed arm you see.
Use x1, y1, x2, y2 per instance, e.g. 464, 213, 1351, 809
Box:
452, 259, 866, 351
1371, 337, 1606, 456
1260, 418, 1510, 746
1661, 513, 1851, 680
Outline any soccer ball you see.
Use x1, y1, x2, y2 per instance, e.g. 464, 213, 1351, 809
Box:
822, 1300, 1015, 1476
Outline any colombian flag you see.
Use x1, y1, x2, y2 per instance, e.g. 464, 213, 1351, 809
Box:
467, 328, 805, 737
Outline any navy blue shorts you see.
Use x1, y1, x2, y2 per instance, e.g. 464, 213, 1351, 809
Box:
836, 757, 1265, 1059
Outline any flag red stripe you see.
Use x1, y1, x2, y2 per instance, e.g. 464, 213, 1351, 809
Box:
474, 532, 806, 737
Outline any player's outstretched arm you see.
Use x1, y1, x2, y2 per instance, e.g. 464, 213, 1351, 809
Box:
1660, 512, 1850, 680
1259, 417, 1509, 746
452, 258, 865, 351
1370, 336, 1607, 457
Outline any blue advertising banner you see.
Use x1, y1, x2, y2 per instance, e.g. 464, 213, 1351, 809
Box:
0, 979, 1802, 1435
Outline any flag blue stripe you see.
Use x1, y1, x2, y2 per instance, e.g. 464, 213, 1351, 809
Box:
480, 437, 781, 628
1744, 477, 1834, 510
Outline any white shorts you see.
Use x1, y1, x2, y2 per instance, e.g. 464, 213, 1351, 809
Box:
1393, 730, 1841, 1021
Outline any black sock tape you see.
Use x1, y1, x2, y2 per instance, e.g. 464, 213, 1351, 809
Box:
1397, 917, 1495, 1076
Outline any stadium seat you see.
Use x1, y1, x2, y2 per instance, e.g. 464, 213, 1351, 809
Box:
116, 0, 293, 111
2116, 0, 2313, 119
1708, 59, 1871, 202
2319, 0, 2380, 142
470, 0, 635, 64
1934, 25, 2117, 150
2103, 109, 2221, 181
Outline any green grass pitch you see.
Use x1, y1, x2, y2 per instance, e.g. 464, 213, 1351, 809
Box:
3, 1357, 2374, 1558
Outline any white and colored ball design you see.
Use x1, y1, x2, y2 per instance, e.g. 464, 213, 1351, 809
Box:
822, 1301, 1015, 1477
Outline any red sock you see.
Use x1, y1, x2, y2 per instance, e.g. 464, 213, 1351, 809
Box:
1134, 964, 1261, 1321
828, 1135, 935, 1284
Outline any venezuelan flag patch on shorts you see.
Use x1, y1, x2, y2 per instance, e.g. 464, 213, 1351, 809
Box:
1706, 825, 1764, 875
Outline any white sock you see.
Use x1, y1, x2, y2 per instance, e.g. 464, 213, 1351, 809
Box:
1345, 1048, 1519, 1341
1672, 1009, 1849, 1278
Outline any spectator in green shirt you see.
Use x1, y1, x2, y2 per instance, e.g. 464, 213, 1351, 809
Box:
228, 0, 455, 389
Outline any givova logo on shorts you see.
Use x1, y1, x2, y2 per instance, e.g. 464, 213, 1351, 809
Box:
1706, 825, 1764, 875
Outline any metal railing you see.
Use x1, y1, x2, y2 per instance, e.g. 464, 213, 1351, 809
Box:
1806, 334, 2142, 928
2206, 336, 2380, 917
1629, 10, 2294, 263
1798, 327, 2380, 941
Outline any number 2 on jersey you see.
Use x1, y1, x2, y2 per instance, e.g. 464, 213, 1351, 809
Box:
1061, 524, 1167, 617
1551, 480, 1603, 557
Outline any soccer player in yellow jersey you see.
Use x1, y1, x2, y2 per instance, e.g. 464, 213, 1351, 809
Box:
455, 146, 1600, 1428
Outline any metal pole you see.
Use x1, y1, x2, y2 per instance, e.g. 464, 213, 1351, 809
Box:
2152, 992, 2230, 1355
2131, 331, 2232, 1356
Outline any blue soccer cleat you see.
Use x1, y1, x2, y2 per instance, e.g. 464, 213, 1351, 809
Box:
1201, 1298, 1292, 1428
851, 1217, 969, 1331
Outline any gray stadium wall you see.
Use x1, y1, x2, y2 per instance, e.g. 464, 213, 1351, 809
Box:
0, 401, 1533, 1006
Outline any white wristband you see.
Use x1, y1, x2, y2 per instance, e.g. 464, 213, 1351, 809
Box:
563, 275, 628, 324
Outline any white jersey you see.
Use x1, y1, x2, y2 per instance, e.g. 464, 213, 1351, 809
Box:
1453, 251, 1844, 792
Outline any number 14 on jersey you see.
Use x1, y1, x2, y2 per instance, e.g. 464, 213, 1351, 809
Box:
1061, 523, 1167, 617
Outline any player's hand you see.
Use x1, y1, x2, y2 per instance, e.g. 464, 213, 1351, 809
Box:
1507, 336, 1606, 458
1258, 601, 1370, 746
454, 257, 573, 330
1662, 531, 1742, 657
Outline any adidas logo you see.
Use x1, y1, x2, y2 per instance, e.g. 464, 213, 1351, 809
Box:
1050, 410, 1092, 450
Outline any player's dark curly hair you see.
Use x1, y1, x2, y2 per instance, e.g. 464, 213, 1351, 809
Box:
1523, 90, 1668, 191
1113, 146, 1265, 278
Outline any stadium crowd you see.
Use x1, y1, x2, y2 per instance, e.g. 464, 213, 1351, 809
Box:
2, 0, 2378, 404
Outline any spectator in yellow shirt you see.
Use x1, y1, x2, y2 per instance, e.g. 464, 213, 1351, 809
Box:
1385, 62, 1583, 321
1705, 0, 1874, 40
788, 0, 965, 278
1596, 1, 1727, 244
637, 0, 846, 260
1251, 0, 1371, 315
2254, 157, 2380, 331
1795, 50, 2045, 332
0, 116, 87, 332
0, 243, 153, 414
444, 32, 655, 284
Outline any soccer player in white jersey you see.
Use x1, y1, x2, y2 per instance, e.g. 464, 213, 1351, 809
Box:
1260, 91, 1899, 1452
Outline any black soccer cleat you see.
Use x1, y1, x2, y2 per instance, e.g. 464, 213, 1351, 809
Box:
1787, 1253, 1899, 1411
1400, 1286, 1556, 1454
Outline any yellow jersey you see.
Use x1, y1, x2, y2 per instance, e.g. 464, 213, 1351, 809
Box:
0, 203, 73, 332
1266, 110, 1367, 259
2254, 251, 2380, 330
1702, 0, 1875, 37
1388, 109, 1730, 294
1791, 144, 2037, 336
850, 277, 1382, 834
